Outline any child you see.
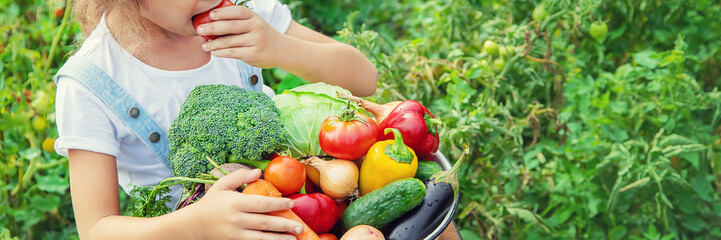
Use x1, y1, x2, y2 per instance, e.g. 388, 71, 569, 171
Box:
54, 0, 378, 239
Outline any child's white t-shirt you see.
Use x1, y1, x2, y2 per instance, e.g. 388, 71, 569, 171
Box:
54, 0, 292, 207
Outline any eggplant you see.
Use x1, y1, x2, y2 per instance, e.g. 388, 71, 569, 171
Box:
384, 148, 468, 240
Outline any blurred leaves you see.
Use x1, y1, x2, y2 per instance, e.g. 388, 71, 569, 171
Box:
280, 0, 721, 239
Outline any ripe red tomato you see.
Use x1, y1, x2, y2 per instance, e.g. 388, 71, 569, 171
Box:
318, 233, 338, 240
192, 0, 235, 40
264, 156, 306, 196
54, 7, 65, 19
319, 112, 378, 160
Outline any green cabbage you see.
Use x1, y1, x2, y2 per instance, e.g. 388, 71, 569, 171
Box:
272, 82, 359, 157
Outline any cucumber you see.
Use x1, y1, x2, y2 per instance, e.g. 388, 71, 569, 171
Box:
415, 160, 442, 181
342, 178, 426, 230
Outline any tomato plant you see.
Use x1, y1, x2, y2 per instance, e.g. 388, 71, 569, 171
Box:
318, 111, 378, 160
264, 156, 306, 196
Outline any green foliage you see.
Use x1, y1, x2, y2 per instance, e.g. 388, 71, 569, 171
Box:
282, 0, 721, 239
168, 84, 285, 179
1, 0, 79, 239
128, 174, 216, 218
129, 185, 172, 218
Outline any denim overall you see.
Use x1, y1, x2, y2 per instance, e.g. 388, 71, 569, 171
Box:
53, 57, 265, 168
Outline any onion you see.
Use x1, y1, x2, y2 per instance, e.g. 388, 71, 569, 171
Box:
307, 157, 359, 199
340, 225, 385, 240
305, 163, 321, 186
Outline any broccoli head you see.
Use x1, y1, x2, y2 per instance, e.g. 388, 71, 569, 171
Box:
168, 84, 285, 178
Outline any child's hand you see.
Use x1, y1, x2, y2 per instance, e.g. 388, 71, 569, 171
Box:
197, 5, 286, 68
189, 168, 303, 240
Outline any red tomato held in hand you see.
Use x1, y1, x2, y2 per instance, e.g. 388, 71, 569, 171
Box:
319, 112, 378, 160
289, 193, 338, 233
264, 156, 306, 196
192, 0, 235, 40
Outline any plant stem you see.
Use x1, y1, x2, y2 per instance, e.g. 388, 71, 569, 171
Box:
205, 156, 230, 176
43, 0, 70, 78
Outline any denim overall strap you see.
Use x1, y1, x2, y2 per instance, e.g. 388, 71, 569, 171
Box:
237, 60, 264, 92
54, 58, 171, 168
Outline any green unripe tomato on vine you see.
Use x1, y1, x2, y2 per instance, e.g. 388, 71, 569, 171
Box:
532, 6, 547, 22
506, 46, 516, 57
589, 21, 608, 41
499, 45, 515, 58
483, 40, 499, 56
478, 59, 489, 68
499, 45, 508, 58
31, 90, 53, 114
32, 116, 47, 132
493, 58, 507, 72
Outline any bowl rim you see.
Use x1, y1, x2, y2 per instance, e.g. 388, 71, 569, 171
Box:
423, 151, 460, 240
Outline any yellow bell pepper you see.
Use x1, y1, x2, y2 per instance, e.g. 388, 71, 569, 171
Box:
359, 128, 418, 196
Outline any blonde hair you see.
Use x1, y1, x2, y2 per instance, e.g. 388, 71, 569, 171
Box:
73, 0, 146, 53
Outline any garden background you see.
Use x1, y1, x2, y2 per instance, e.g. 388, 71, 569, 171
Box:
2, 0, 721, 239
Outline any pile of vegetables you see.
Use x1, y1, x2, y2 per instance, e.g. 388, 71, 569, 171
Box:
272, 82, 359, 157
131, 83, 464, 239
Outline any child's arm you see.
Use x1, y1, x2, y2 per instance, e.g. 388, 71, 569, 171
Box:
198, 6, 378, 97
68, 149, 303, 240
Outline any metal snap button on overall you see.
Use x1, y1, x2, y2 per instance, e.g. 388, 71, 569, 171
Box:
148, 132, 160, 143
128, 107, 140, 118
249, 74, 258, 85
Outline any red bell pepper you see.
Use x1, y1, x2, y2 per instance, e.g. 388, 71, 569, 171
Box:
339, 94, 443, 159
288, 193, 338, 233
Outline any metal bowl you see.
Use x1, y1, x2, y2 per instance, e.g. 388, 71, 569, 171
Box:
423, 151, 460, 240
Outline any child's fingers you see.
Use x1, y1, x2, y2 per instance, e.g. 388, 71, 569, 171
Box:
239, 213, 303, 234
210, 168, 261, 192
210, 47, 261, 65
209, 5, 255, 21
234, 194, 294, 213
197, 18, 254, 37
237, 229, 297, 240
203, 33, 253, 52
